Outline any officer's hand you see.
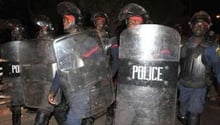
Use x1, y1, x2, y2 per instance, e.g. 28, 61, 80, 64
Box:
48, 91, 57, 105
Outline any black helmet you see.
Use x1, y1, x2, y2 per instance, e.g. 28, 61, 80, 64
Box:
118, 3, 149, 23
6, 19, 25, 40
57, 1, 81, 25
6, 19, 25, 34
189, 10, 212, 28
33, 15, 54, 31
91, 12, 109, 25
7, 19, 24, 30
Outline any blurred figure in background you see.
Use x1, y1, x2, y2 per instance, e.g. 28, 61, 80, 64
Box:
33, 15, 67, 125
7, 19, 26, 41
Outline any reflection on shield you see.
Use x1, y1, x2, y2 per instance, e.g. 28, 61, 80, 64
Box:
53, 30, 115, 118
114, 24, 181, 125
0, 39, 57, 108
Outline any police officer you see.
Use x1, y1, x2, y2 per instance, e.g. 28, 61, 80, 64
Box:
33, 15, 67, 125
48, 1, 82, 104
90, 12, 119, 125
114, 3, 150, 125
90, 12, 118, 75
47, 1, 82, 101
178, 10, 212, 125
47, 1, 93, 125
5, 19, 26, 125
48, 1, 116, 125
7, 19, 26, 41
117, 2, 150, 77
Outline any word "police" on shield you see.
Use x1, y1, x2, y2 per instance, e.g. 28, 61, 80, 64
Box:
132, 65, 164, 81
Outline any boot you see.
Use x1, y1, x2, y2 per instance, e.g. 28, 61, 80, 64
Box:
11, 106, 21, 125
53, 109, 67, 125
53, 99, 69, 125
177, 115, 186, 125
186, 112, 200, 125
34, 111, 51, 125
81, 117, 94, 125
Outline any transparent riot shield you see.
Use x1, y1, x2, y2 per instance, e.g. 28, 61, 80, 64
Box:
114, 24, 181, 125
53, 30, 115, 118
0, 39, 58, 108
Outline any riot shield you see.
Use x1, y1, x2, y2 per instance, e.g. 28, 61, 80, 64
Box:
53, 30, 115, 118
114, 24, 181, 125
0, 39, 58, 108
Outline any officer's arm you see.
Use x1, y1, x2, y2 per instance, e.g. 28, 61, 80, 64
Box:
202, 49, 213, 85
48, 71, 60, 105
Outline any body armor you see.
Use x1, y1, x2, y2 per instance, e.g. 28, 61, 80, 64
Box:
179, 39, 210, 88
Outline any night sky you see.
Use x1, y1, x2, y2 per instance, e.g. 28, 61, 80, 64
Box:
0, 0, 220, 42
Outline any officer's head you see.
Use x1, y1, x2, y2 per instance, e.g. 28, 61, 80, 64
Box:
7, 19, 25, 40
57, 1, 81, 33
33, 15, 54, 33
118, 3, 149, 28
189, 10, 212, 37
91, 12, 109, 31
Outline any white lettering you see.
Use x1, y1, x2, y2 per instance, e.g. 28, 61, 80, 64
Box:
132, 66, 138, 79
12, 65, 20, 73
131, 65, 164, 81
157, 67, 163, 81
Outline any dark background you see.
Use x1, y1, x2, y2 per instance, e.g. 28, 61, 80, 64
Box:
0, 0, 219, 42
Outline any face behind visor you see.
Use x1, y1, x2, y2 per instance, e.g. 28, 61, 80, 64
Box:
126, 15, 144, 28
191, 20, 209, 37
118, 3, 149, 24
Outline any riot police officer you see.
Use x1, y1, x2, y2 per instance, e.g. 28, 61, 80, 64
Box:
91, 12, 119, 125
47, 1, 91, 125
178, 10, 213, 125
90, 12, 118, 76
33, 15, 67, 125
7, 19, 26, 41
5, 19, 26, 125
114, 3, 151, 125
48, 1, 83, 106
48, 2, 115, 125
116, 2, 150, 79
